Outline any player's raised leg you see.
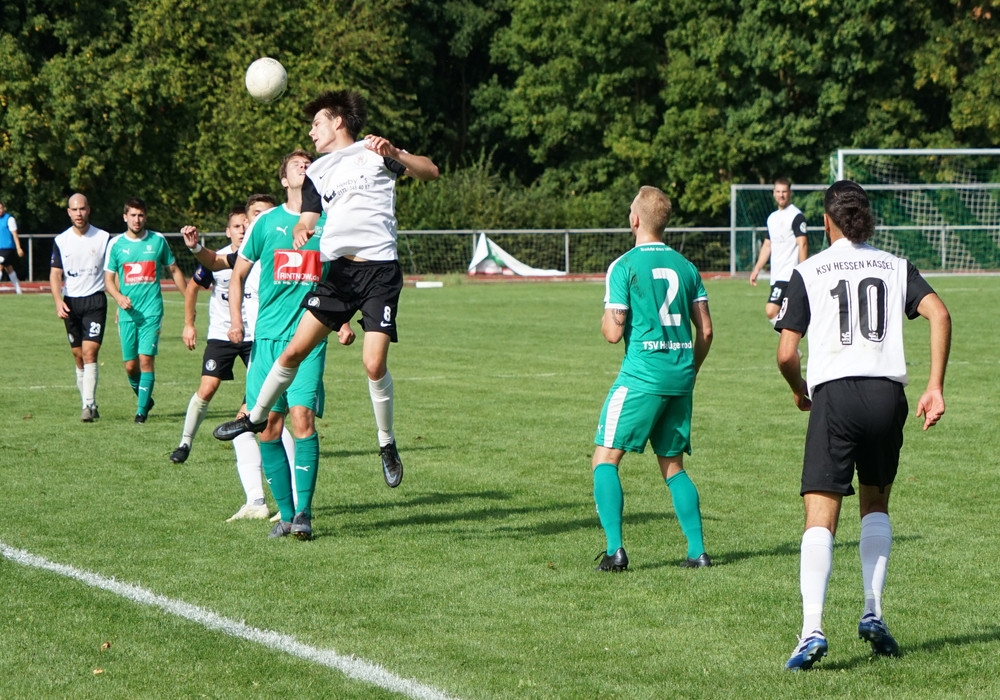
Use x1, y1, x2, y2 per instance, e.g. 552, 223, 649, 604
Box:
213, 313, 330, 440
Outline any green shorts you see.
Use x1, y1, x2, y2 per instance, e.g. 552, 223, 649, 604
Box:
247, 338, 327, 416
594, 383, 693, 457
117, 314, 162, 361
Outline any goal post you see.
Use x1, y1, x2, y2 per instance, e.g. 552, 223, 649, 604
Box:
732, 148, 1000, 273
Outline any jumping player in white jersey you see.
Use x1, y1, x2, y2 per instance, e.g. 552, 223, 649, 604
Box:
213, 90, 439, 493
775, 180, 951, 670
50, 193, 110, 421
751, 178, 809, 323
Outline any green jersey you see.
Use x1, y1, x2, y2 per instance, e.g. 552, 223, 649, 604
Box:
604, 242, 707, 396
103, 230, 175, 322
238, 204, 328, 341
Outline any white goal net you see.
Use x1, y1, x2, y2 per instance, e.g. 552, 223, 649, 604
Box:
732, 149, 1000, 273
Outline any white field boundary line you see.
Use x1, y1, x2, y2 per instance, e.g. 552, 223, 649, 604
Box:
0, 542, 461, 700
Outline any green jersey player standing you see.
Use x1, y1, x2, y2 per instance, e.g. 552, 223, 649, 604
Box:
103, 197, 186, 423
592, 186, 714, 572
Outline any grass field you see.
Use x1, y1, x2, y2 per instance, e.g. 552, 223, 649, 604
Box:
1, 276, 998, 699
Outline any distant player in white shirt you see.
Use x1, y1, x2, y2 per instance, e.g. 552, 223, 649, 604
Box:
750, 178, 809, 323
775, 180, 951, 670
49, 193, 110, 421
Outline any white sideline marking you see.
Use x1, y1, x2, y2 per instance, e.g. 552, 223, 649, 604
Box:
0, 542, 460, 700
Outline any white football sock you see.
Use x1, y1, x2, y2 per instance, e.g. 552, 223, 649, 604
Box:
249, 363, 297, 424
281, 426, 298, 508
368, 371, 394, 447
82, 362, 98, 408
860, 512, 892, 618
9, 270, 21, 294
75, 367, 86, 407
800, 526, 834, 637
233, 432, 264, 503
180, 394, 209, 447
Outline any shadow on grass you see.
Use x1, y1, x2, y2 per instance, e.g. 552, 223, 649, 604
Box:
313, 490, 681, 538
819, 625, 1000, 671
316, 439, 445, 460
679, 533, 925, 569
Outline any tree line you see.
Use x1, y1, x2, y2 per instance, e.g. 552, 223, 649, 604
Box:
2, 0, 998, 235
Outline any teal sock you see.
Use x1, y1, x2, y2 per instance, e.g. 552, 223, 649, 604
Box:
128, 373, 140, 395
593, 463, 624, 555
666, 470, 705, 559
137, 372, 154, 415
293, 432, 319, 517
260, 437, 294, 522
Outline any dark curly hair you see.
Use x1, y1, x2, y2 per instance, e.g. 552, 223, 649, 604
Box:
304, 90, 367, 140
824, 180, 875, 243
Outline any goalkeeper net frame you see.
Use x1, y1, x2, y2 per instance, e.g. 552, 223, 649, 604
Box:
731, 148, 1000, 274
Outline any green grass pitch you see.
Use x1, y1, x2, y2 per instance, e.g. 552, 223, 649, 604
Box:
0, 276, 997, 699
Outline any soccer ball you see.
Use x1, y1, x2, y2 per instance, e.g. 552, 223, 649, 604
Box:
245, 57, 287, 104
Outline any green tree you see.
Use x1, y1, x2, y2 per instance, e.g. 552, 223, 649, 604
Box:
0, 0, 421, 233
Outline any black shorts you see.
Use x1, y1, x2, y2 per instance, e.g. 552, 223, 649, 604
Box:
302, 258, 402, 342
0, 248, 16, 267
64, 292, 108, 347
801, 377, 908, 496
201, 339, 252, 379
767, 281, 788, 306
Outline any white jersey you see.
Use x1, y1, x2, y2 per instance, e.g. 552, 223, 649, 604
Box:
50, 225, 111, 297
775, 238, 934, 395
301, 140, 407, 262
196, 246, 260, 342
766, 203, 808, 283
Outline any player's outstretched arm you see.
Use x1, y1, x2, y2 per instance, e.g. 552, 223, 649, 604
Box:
182, 225, 232, 271
777, 328, 810, 411
691, 300, 713, 373
364, 135, 440, 182
916, 292, 951, 430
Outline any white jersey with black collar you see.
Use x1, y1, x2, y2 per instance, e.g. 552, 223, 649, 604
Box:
766, 204, 807, 283
194, 246, 260, 342
301, 140, 407, 262
51, 225, 111, 297
775, 238, 934, 395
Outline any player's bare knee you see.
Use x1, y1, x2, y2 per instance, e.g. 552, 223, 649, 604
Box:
289, 408, 315, 438
197, 377, 221, 401
363, 355, 387, 380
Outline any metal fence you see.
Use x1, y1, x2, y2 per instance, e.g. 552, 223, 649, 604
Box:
17, 223, 1000, 282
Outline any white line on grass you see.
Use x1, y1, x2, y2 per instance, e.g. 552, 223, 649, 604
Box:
0, 541, 460, 700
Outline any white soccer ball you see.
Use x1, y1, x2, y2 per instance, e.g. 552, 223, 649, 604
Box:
245, 57, 287, 104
